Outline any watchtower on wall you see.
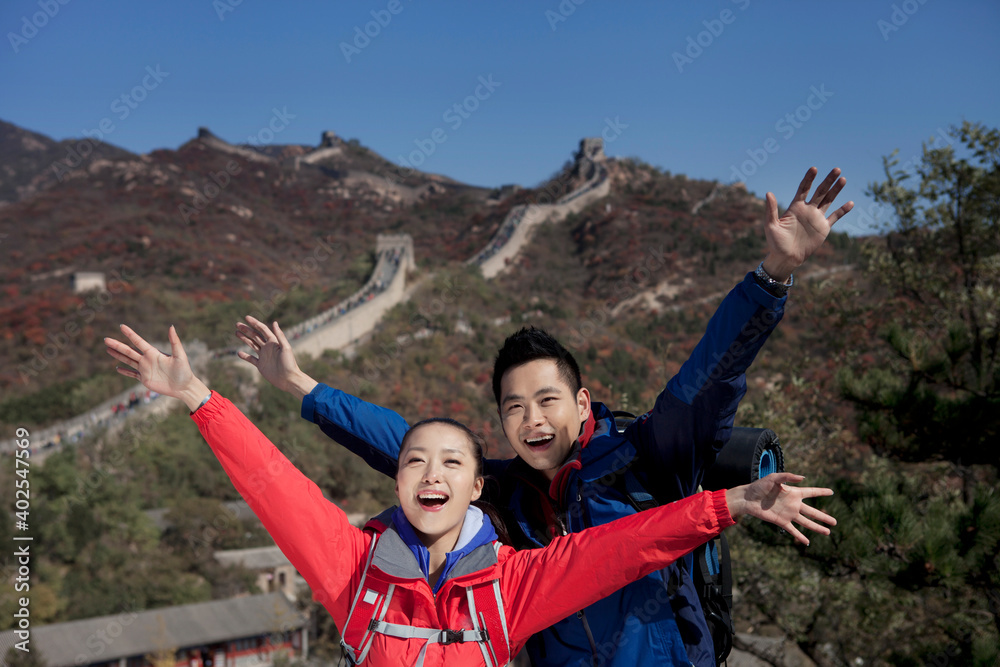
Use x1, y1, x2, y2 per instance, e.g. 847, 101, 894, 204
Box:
572, 137, 606, 183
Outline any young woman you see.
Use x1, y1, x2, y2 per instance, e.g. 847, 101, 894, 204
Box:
105, 325, 836, 667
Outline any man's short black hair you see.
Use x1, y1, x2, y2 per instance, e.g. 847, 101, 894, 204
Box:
492, 327, 582, 407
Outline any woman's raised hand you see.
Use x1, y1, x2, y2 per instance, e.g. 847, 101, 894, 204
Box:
726, 472, 837, 546
104, 324, 210, 411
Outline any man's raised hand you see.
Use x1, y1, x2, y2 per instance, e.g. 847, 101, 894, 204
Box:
235, 316, 317, 400
762, 167, 854, 281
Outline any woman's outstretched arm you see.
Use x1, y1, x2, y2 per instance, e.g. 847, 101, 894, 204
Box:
500, 473, 835, 646
105, 324, 370, 623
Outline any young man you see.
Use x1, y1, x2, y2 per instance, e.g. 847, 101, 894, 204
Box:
235, 167, 853, 666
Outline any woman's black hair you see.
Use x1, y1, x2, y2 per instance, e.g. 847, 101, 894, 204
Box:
399, 417, 511, 545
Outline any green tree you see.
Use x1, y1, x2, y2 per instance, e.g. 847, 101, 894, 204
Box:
840, 122, 1000, 469
835, 122, 1000, 662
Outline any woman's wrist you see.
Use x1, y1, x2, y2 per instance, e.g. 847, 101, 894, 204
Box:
177, 378, 212, 412
725, 486, 747, 520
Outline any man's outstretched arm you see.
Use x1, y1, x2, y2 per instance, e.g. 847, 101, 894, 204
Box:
236, 316, 408, 478
631, 167, 854, 495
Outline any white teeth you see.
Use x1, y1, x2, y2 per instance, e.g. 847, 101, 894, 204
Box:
418, 493, 448, 500
526, 435, 553, 444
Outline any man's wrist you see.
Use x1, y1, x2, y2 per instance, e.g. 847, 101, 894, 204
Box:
755, 259, 794, 298
760, 255, 798, 283
286, 370, 319, 402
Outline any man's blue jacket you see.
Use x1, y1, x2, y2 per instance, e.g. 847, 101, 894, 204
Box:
299, 272, 786, 667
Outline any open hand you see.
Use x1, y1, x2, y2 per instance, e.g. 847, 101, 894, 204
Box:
104, 324, 206, 408
763, 167, 854, 279
235, 316, 316, 399
728, 472, 836, 546
236, 316, 299, 389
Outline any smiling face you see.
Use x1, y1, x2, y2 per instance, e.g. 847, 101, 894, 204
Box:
394, 422, 485, 551
499, 359, 591, 480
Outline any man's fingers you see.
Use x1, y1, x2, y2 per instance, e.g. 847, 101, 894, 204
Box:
245, 315, 277, 343
273, 321, 291, 347
236, 350, 259, 368
808, 168, 841, 206
765, 192, 780, 225
236, 330, 259, 350
818, 176, 847, 209
827, 201, 855, 226
793, 167, 818, 202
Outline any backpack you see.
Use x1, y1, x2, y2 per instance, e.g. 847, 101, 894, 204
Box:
339, 513, 513, 667
608, 411, 785, 667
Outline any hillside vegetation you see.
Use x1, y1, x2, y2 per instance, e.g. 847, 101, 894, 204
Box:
0, 119, 996, 666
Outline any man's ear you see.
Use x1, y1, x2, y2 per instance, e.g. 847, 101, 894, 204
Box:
576, 386, 591, 423
471, 476, 484, 502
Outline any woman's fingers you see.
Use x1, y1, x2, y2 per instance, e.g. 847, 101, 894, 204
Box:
119, 324, 153, 354
794, 515, 831, 536
786, 524, 809, 546
114, 365, 140, 381
167, 325, 187, 360
104, 344, 138, 369
801, 503, 837, 526
104, 337, 140, 364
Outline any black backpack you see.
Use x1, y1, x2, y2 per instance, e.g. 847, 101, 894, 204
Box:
608, 411, 785, 666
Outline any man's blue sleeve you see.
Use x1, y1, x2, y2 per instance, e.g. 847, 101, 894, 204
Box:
628, 271, 786, 498
301, 383, 410, 478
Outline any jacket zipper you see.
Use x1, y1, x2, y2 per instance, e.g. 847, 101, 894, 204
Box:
563, 491, 599, 667
577, 609, 600, 667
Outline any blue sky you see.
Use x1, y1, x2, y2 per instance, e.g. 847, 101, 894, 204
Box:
2, 0, 998, 235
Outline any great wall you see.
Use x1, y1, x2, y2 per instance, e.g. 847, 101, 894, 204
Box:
0, 137, 612, 456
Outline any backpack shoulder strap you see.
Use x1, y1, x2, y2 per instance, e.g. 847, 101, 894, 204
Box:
340, 529, 396, 665
602, 429, 736, 667
465, 544, 511, 667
